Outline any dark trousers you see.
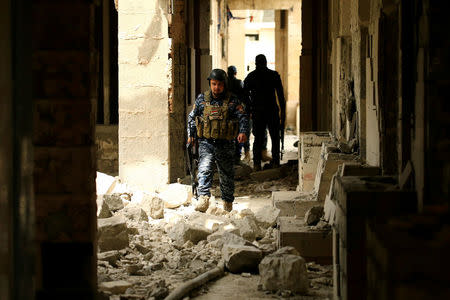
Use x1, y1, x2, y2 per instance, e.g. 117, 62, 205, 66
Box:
252, 113, 280, 165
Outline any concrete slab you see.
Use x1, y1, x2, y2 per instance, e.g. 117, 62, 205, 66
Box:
278, 217, 332, 264
271, 191, 317, 217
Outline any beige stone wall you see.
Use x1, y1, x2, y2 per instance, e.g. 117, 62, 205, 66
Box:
228, 17, 247, 76
226, 1, 301, 129
118, 0, 171, 192
286, 2, 301, 129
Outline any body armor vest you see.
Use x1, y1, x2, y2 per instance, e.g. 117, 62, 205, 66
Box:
195, 91, 239, 140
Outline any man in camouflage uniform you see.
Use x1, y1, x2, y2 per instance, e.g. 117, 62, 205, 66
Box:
187, 69, 249, 212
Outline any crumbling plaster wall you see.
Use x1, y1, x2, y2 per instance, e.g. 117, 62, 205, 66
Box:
118, 0, 171, 192
329, 0, 381, 165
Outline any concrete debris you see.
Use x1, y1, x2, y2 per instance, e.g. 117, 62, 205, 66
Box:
250, 165, 288, 182
134, 243, 151, 254
168, 220, 212, 247
146, 280, 169, 300
206, 205, 228, 216
94, 149, 319, 298
255, 205, 280, 229
258, 246, 309, 294
120, 204, 148, 222
187, 211, 230, 231
222, 244, 263, 273
141, 194, 164, 219
99, 280, 133, 294
207, 231, 255, 250
103, 193, 125, 211
126, 264, 143, 275
97, 195, 113, 219
159, 183, 192, 209
98, 215, 129, 252
98, 250, 121, 267
233, 215, 263, 242
304, 206, 324, 226
238, 208, 255, 218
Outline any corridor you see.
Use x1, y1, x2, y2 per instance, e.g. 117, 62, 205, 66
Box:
1, 0, 449, 300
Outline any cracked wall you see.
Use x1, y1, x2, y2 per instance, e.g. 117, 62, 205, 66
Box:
118, 0, 171, 192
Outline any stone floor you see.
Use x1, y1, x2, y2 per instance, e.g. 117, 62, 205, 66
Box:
97, 133, 333, 300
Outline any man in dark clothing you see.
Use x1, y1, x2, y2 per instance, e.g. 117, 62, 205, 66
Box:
227, 65, 251, 164
244, 54, 286, 171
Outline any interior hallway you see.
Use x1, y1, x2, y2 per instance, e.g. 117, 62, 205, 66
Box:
1, 0, 450, 299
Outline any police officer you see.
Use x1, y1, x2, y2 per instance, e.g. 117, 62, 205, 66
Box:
244, 54, 286, 171
187, 69, 249, 212
227, 65, 251, 164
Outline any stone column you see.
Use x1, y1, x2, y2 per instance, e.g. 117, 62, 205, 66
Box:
118, 0, 171, 192
169, 0, 188, 182
33, 0, 97, 296
287, 2, 301, 130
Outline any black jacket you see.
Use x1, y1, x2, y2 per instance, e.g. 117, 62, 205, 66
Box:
244, 67, 285, 117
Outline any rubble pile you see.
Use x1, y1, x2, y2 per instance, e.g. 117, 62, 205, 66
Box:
96, 176, 283, 299
96, 158, 332, 299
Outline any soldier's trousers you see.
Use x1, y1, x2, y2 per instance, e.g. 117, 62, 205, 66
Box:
252, 113, 280, 165
197, 139, 235, 203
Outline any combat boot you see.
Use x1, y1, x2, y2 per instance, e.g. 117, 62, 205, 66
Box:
254, 161, 262, 172
261, 149, 272, 162
195, 195, 210, 212
223, 200, 233, 212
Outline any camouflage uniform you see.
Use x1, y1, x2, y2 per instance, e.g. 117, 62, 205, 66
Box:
187, 92, 249, 203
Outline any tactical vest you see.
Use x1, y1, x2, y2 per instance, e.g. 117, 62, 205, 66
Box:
195, 91, 239, 140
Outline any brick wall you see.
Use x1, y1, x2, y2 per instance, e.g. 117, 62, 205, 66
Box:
32, 1, 97, 297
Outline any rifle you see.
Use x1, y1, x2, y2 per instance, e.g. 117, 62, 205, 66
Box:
280, 118, 285, 161
186, 140, 199, 198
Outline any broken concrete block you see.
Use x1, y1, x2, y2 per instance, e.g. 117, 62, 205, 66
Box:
238, 208, 255, 219
159, 183, 192, 209
98, 215, 129, 252
234, 216, 262, 242
255, 205, 280, 229
168, 221, 212, 247
99, 280, 133, 294
120, 205, 148, 222
103, 193, 125, 211
272, 191, 317, 217
305, 206, 324, 226
206, 205, 228, 216
222, 244, 263, 273
259, 246, 309, 294
97, 195, 113, 219
134, 243, 151, 255
187, 211, 230, 231
97, 250, 121, 266
141, 194, 164, 219
250, 166, 289, 182
207, 231, 254, 248
278, 217, 332, 264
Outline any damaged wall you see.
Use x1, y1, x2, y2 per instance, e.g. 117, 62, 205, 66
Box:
32, 0, 98, 297
96, 125, 119, 176
118, 0, 171, 192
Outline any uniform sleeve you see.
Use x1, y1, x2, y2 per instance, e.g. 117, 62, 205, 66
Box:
243, 76, 252, 115
229, 96, 249, 135
187, 94, 203, 137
